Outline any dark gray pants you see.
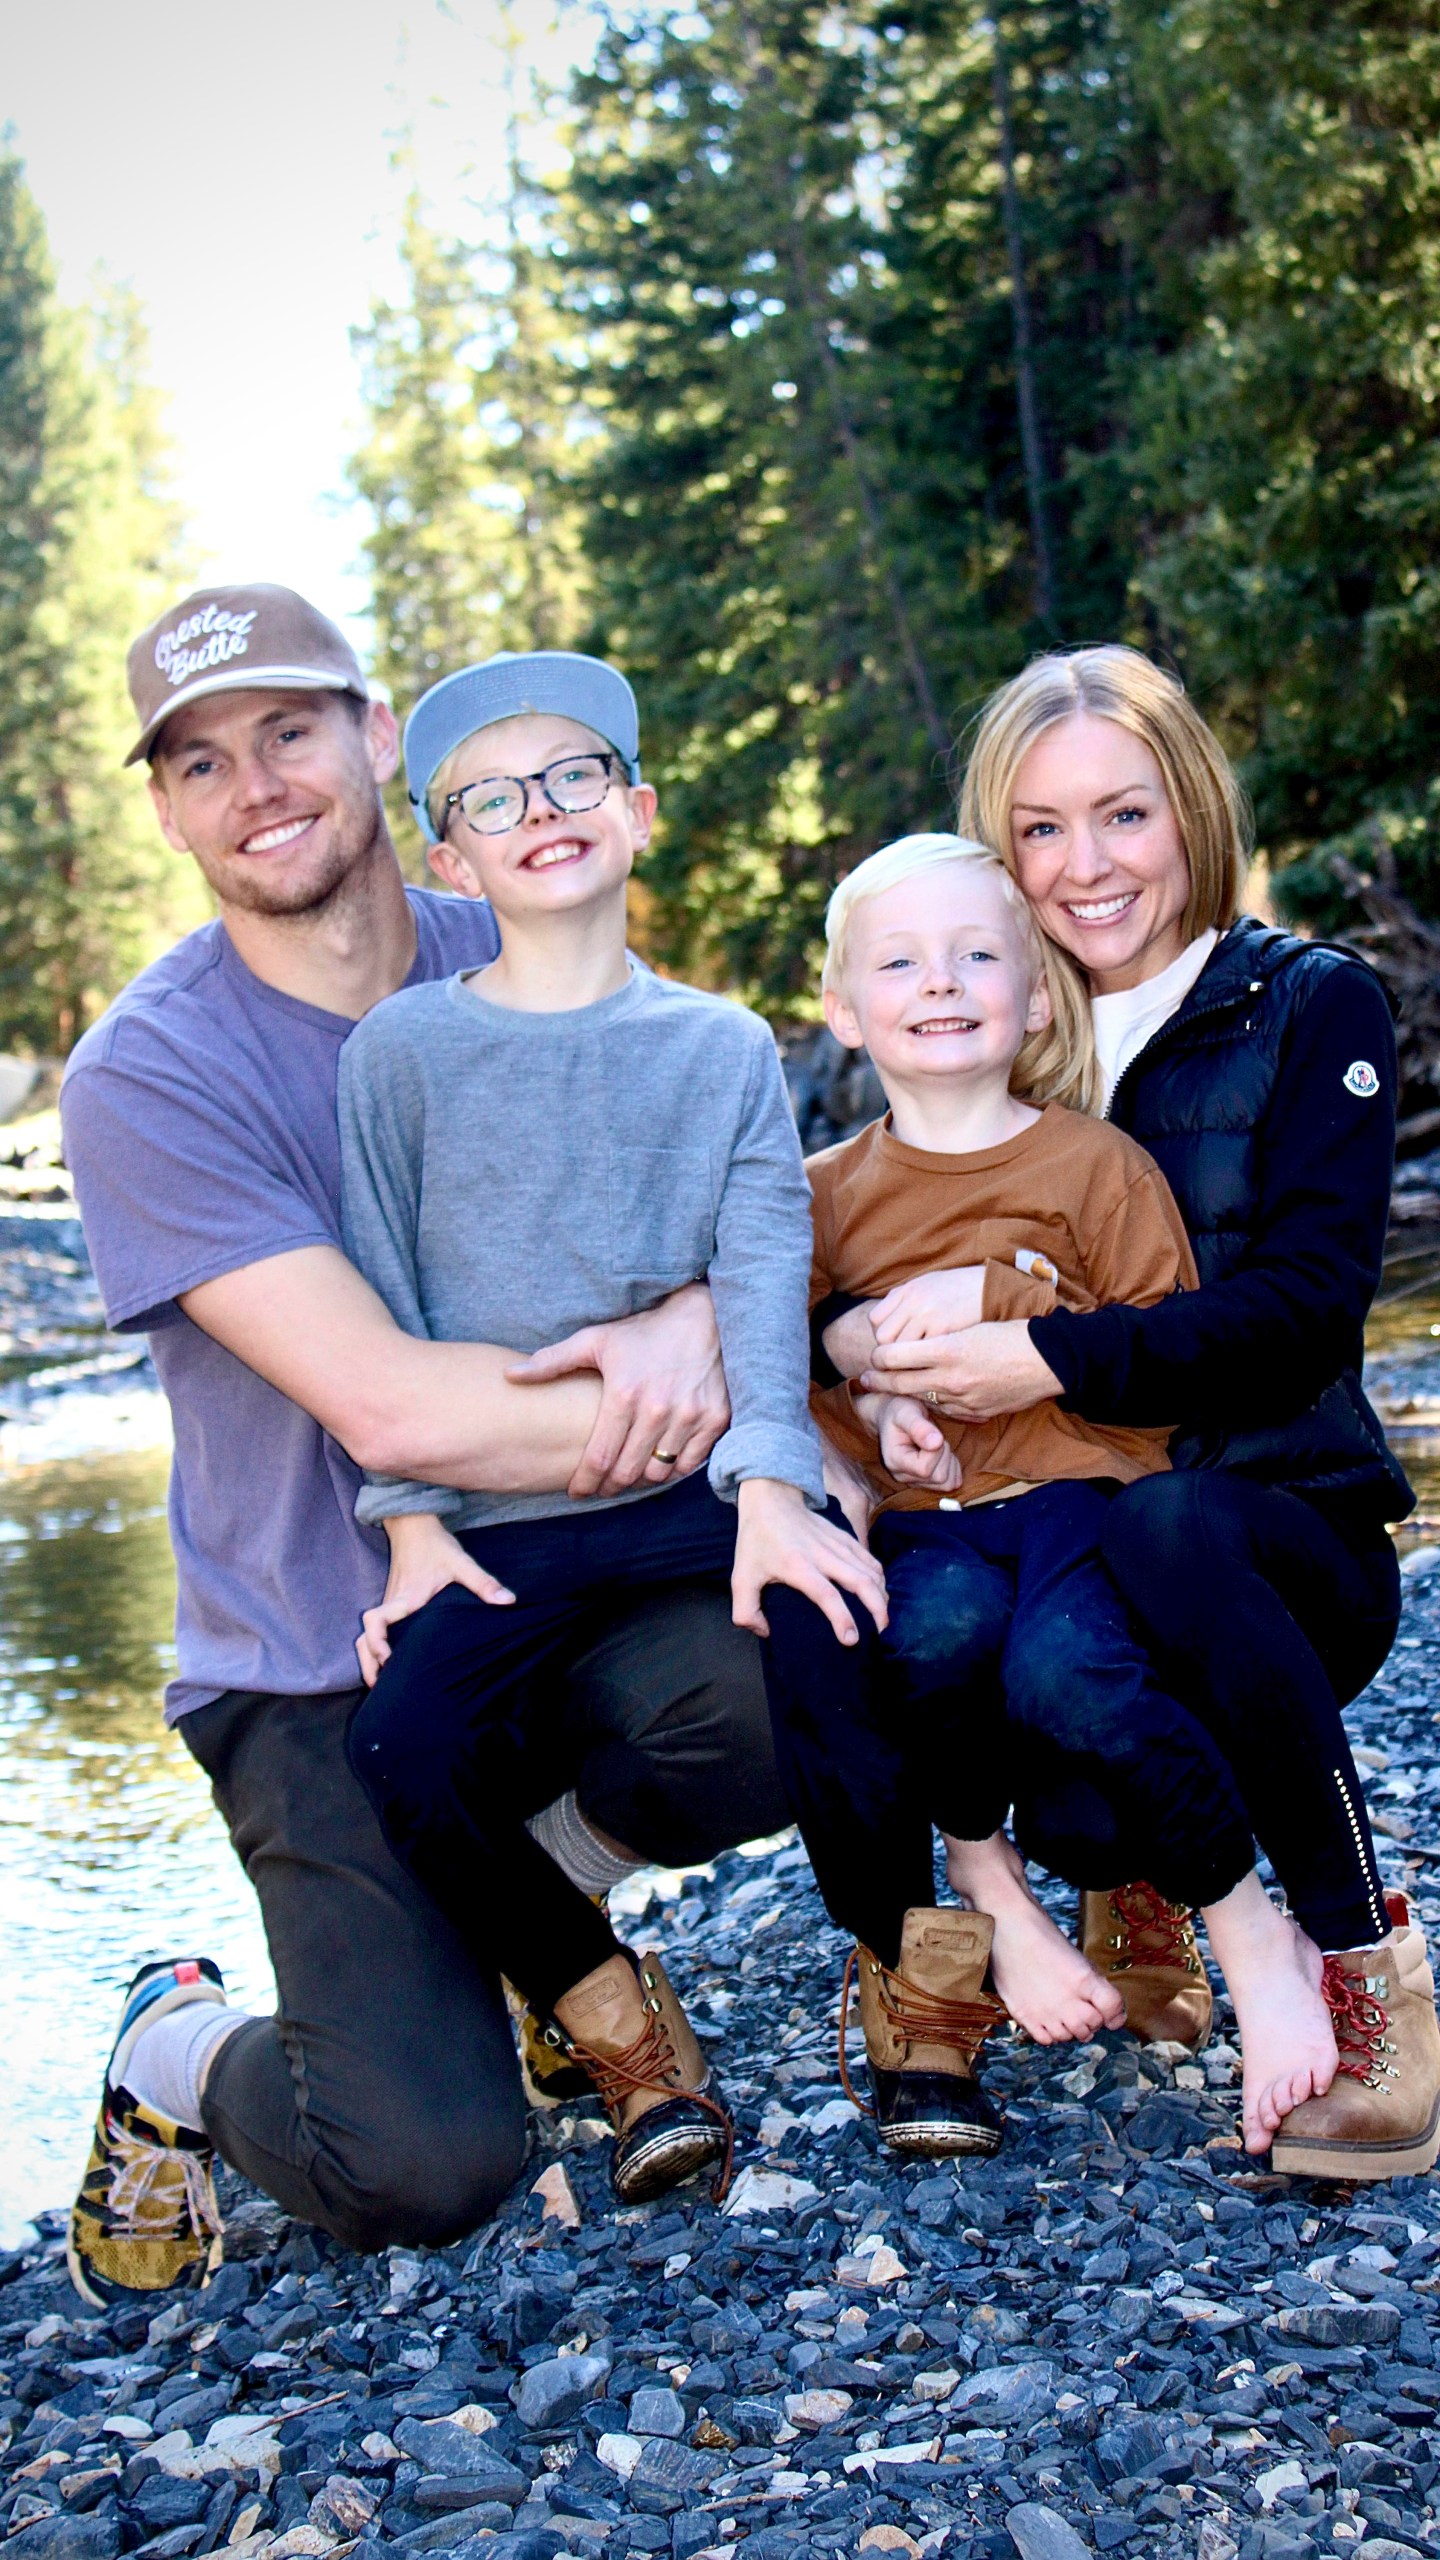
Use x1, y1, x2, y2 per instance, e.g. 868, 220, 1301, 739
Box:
183, 1584, 782, 2253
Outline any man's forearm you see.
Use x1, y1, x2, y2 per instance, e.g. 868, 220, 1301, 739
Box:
181, 1246, 601, 1493
821, 1304, 877, 1381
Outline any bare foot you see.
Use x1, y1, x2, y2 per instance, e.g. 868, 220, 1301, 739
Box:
943, 1829, 1127, 2043
1202, 1871, 1337, 2151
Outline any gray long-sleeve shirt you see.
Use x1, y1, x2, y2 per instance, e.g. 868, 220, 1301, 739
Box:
337, 962, 825, 1529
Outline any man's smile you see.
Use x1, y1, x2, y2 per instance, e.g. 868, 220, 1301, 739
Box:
239, 815, 319, 856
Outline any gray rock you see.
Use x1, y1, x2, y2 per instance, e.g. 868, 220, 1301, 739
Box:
1096, 2415, 1168, 2482
627, 2387, 686, 2440
392, 2513, 517, 2555
9, 2521, 122, 2560
949, 2363, 1058, 2428
625, 2439, 719, 2516
513, 2350, 613, 2434
415, 2474, 526, 2513
1275, 2301, 1402, 2347
392, 2424, 526, 2505
1007, 2504, 1093, 2560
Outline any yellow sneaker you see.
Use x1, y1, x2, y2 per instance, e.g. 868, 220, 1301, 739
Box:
66, 1957, 226, 2307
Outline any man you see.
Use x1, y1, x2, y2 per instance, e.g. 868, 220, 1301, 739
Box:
59, 584, 786, 2302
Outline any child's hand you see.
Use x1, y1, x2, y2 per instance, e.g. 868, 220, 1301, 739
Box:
732, 1479, 888, 1647
871, 1392, 958, 1495
872, 1266, 987, 1342
821, 1440, 878, 1541
358, 1513, 515, 1688
876, 1394, 964, 1493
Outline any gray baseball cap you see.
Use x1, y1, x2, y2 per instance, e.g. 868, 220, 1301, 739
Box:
403, 650, 641, 843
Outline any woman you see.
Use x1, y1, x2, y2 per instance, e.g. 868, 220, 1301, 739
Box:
822, 645, 1440, 2180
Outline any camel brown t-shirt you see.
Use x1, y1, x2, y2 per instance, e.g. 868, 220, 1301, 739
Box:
808, 1101, 1197, 1509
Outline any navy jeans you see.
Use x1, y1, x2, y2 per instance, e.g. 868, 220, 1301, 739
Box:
346, 1470, 745, 2013
763, 1480, 1258, 1971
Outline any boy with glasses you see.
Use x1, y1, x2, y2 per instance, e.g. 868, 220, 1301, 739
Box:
338, 649, 884, 2204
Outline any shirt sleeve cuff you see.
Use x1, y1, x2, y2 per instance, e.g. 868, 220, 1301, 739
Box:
707, 1422, 828, 1510
355, 1477, 464, 1526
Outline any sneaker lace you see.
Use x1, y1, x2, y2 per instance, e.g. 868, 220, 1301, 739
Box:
1107, 1880, 1196, 1969
106, 2119, 220, 2243
561, 2008, 733, 2201
1322, 1957, 1392, 2087
838, 1947, 1004, 2115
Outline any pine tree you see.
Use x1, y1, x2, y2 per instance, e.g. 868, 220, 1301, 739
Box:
1130, 0, 1440, 905
0, 152, 197, 1053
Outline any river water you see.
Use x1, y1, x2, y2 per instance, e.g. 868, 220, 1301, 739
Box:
3, 1237, 1440, 2248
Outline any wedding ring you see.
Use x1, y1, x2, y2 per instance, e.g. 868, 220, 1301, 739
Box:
653, 1448, 680, 1465
926, 1391, 940, 1408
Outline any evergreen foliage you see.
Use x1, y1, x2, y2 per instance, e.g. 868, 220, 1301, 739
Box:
0, 150, 198, 1053
348, 2, 1440, 1010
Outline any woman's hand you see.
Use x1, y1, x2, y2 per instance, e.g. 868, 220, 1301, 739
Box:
872, 1266, 987, 1343
358, 1513, 515, 1688
875, 1394, 964, 1492
862, 1318, 1063, 1421
732, 1478, 889, 1646
506, 1282, 729, 1498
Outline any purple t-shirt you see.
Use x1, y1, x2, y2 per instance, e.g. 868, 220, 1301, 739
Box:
60, 889, 500, 1721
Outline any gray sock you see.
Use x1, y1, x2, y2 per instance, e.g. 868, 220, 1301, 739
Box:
526, 1791, 646, 1895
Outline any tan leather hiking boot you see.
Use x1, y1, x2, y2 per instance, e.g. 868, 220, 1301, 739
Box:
549, 1949, 732, 2202
1080, 1881, 1212, 2049
843, 1906, 1006, 2159
1271, 1896, 1440, 2181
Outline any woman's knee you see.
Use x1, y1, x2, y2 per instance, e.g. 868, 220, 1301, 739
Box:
880, 1549, 1009, 1696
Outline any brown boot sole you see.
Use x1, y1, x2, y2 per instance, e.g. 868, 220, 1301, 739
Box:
1271, 2087, 1440, 2182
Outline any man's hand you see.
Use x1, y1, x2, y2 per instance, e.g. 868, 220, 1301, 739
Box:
358, 1512, 514, 1689
731, 1477, 888, 1647
874, 1393, 964, 1492
862, 1319, 1062, 1420
506, 1283, 729, 1498
872, 1265, 987, 1343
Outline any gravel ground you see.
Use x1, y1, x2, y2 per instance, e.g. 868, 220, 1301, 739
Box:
4, 1564, 1440, 2560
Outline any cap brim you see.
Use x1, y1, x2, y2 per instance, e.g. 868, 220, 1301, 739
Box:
126, 666, 369, 766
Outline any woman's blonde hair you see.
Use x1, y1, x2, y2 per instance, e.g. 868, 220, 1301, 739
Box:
823, 831, 1101, 1114
958, 646, 1252, 956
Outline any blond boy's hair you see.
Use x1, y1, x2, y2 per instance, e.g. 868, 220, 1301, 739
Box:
958, 645, 1251, 945
823, 831, 1100, 1114
426, 714, 612, 840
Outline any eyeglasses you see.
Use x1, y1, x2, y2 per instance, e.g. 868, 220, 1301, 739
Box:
439, 752, 623, 839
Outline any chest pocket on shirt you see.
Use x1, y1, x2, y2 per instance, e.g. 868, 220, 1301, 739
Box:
608, 1143, 718, 1282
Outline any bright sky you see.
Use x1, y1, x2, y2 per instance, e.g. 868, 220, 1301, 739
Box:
7, 0, 596, 671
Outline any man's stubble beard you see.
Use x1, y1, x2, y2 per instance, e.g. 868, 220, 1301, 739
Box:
202, 789, 387, 921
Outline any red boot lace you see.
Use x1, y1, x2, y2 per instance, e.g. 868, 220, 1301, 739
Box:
560, 2002, 734, 2200
1322, 1957, 1392, 2088
1107, 1879, 1196, 1969
837, 1947, 1006, 2114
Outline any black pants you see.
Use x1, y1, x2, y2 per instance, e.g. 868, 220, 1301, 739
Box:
185, 1574, 785, 2252
763, 1482, 1257, 1973
1071, 1471, 1396, 1951
346, 1474, 746, 2017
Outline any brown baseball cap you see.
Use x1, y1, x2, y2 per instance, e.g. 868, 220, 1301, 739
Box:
125, 581, 369, 765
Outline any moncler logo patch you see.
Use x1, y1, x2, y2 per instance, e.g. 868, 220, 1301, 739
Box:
1343, 1060, 1380, 1099
154, 605, 257, 690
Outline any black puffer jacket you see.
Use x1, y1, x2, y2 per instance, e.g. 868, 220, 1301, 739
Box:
1030, 915, 1412, 1522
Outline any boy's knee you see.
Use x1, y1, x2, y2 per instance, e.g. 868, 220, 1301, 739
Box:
880, 1553, 1008, 1692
